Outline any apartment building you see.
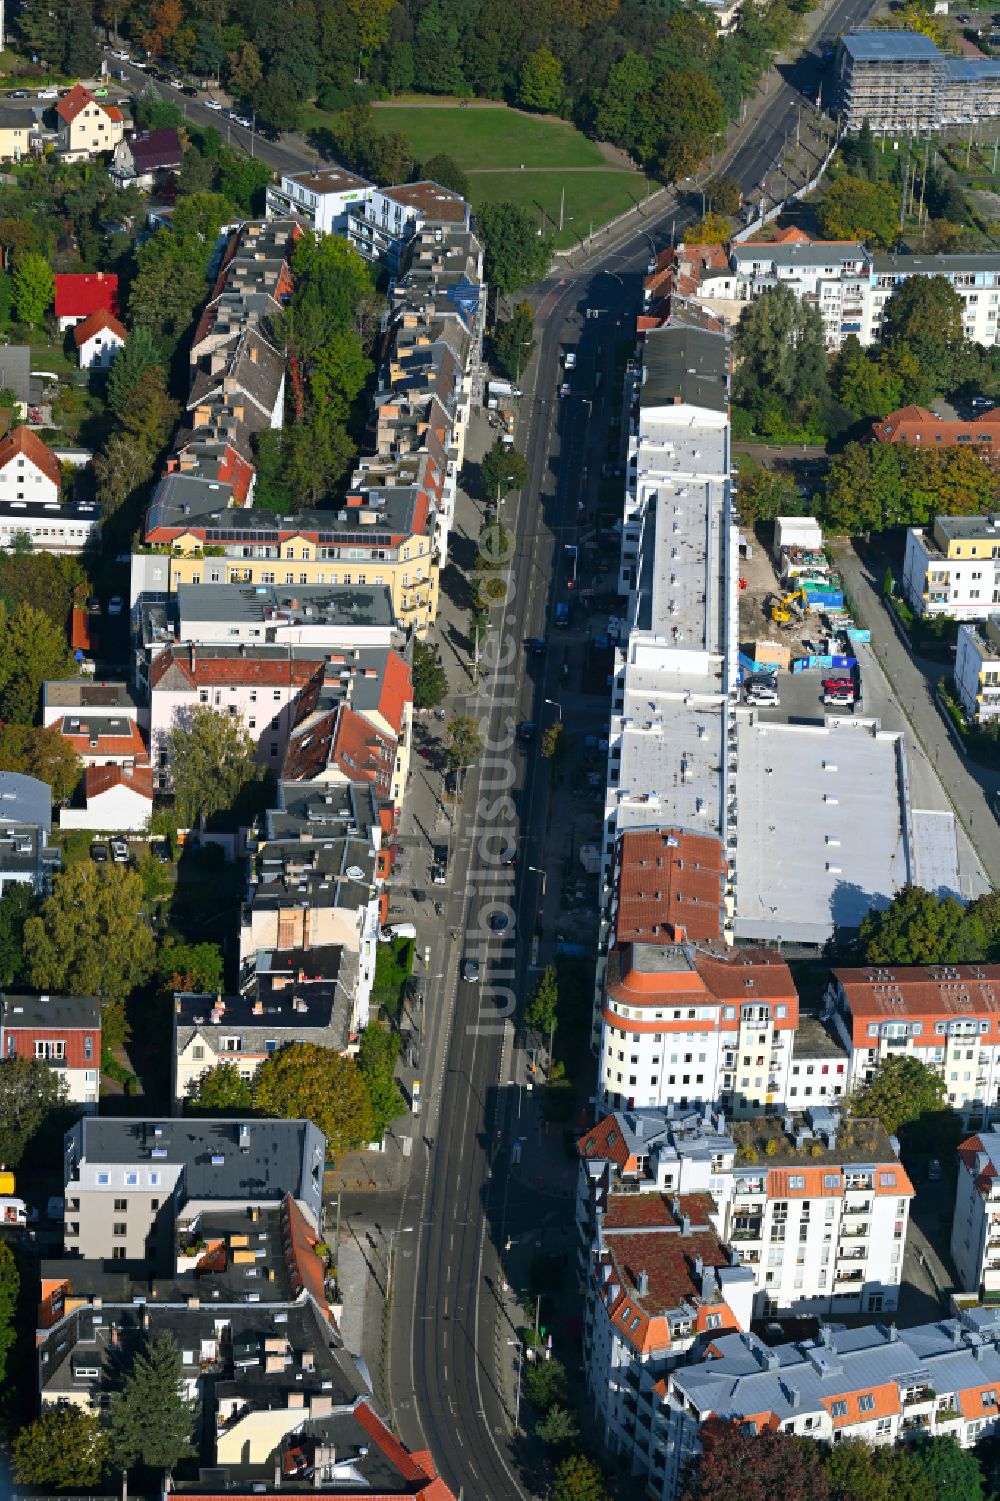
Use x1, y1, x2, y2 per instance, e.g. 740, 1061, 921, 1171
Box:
955, 615, 1000, 725
654, 1311, 1000, 1501
54, 84, 124, 161
582, 1185, 755, 1478
903, 514, 1000, 620
173, 950, 360, 1105
952, 1132, 1000, 1297
42, 680, 139, 729
346, 180, 470, 276
166, 582, 396, 654
265, 165, 372, 235
139, 484, 439, 636
0, 100, 38, 161
579, 1103, 906, 1326
830, 962, 1000, 1120
836, 30, 1000, 132
1, 993, 100, 1107
0, 771, 60, 897
596, 309, 736, 1035
872, 404, 1000, 459
62, 1117, 326, 1267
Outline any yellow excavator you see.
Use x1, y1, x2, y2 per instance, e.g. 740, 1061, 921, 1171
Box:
770, 586, 808, 626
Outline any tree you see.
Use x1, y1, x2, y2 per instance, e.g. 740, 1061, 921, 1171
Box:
13, 1404, 110, 1490
913, 1436, 984, 1501
120, 365, 180, 453
536, 1404, 579, 1449
63, 4, 100, 76
253, 1042, 376, 1154
832, 335, 904, 421
11, 252, 53, 328
93, 433, 153, 518
481, 440, 528, 502
519, 46, 564, 112
0, 723, 81, 802
650, 69, 725, 180
107, 1333, 197, 1475
227, 41, 264, 98
524, 1355, 568, 1411
969, 888, 1000, 960
0, 1240, 17, 1387
860, 883, 983, 965
357, 1021, 406, 1139
446, 715, 483, 775
0, 883, 38, 987
818, 174, 900, 247
421, 153, 469, 198
24, 863, 157, 1004
540, 721, 566, 761
525, 964, 558, 1038
218, 154, 273, 215
552, 1454, 608, 1501
493, 301, 534, 381
476, 201, 551, 296
0, 601, 75, 725
735, 466, 803, 524
821, 439, 995, 535
157, 939, 225, 993
595, 53, 656, 161
734, 285, 829, 421
684, 1419, 830, 1501
106, 329, 162, 417
0, 1056, 65, 1170
882, 274, 966, 394
685, 212, 735, 246
188, 1061, 253, 1114
705, 174, 743, 215
848, 1054, 947, 1137
165, 705, 264, 828
413, 638, 448, 709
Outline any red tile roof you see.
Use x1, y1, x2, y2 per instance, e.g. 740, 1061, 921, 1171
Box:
57, 717, 148, 763
836, 964, 1000, 1047
55, 83, 95, 125
377, 649, 412, 735
84, 764, 153, 800
54, 272, 119, 321
604, 1192, 716, 1230
871, 404, 1000, 455
149, 645, 321, 692
600, 1225, 732, 1353
615, 828, 724, 944
72, 308, 128, 349
578, 1114, 634, 1172
0, 425, 61, 489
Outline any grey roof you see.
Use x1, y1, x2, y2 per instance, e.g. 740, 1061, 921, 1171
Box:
66, 1117, 326, 1203
943, 56, 1000, 80
146, 485, 428, 542
791, 1014, 847, 1061
0, 344, 30, 404
2, 992, 100, 1030
871, 251, 1000, 277
670, 1313, 1000, 1424
43, 679, 137, 711
265, 779, 381, 843
640, 323, 728, 414
176, 581, 396, 631
0, 496, 100, 524
733, 242, 868, 269
841, 30, 942, 62
187, 328, 284, 426
0, 771, 52, 833
146, 471, 236, 527
909, 808, 961, 899
936, 512, 1000, 542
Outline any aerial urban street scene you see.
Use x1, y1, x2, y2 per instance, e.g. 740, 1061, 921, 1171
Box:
2, 0, 1000, 1499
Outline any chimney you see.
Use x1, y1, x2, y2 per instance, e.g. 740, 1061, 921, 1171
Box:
701, 1269, 716, 1301
887, 1323, 898, 1343
190, 643, 196, 673
681, 1214, 691, 1236
693, 1254, 704, 1277
636, 1269, 649, 1297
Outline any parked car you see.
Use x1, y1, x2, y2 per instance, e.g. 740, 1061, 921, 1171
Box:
462, 957, 480, 983
205, 97, 223, 111
90, 841, 108, 863
517, 720, 535, 745
8, 90, 28, 99
107, 595, 123, 616
37, 88, 58, 99
559, 382, 570, 398
745, 681, 779, 706
431, 843, 448, 885
489, 912, 510, 933
928, 1159, 942, 1181
526, 636, 547, 657
181, 84, 198, 97
151, 841, 171, 863
110, 837, 129, 864
564, 351, 577, 370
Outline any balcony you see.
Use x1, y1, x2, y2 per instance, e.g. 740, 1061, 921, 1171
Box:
901, 1415, 931, 1434
834, 1269, 864, 1285
843, 1201, 872, 1216
731, 1223, 763, 1242
840, 1225, 870, 1239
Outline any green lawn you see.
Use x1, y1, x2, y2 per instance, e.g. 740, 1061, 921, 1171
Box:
368, 103, 606, 170
467, 169, 657, 251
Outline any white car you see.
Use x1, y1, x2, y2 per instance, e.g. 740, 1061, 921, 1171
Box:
235, 115, 252, 128
564, 351, 576, 370
205, 97, 223, 111
110, 837, 129, 864
169, 77, 184, 90
113, 49, 130, 60
745, 685, 779, 706
37, 88, 58, 99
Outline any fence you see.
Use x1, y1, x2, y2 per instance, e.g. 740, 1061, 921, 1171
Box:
732, 135, 841, 244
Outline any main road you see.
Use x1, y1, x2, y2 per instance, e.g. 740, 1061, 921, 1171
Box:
382, 0, 885, 1498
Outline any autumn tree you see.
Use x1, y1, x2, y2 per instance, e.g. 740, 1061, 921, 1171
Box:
357, 1022, 406, 1139
165, 705, 264, 828
253, 1042, 376, 1154
734, 284, 829, 424
552, 1454, 608, 1501
0, 723, 81, 801
14, 1404, 109, 1490
157, 939, 225, 993
0, 601, 75, 724
519, 46, 564, 112
848, 1054, 947, 1137
684, 1419, 830, 1501
818, 174, 900, 247
24, 863, 157, 1005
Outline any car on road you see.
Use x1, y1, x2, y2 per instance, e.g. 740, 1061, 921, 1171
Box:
112, 49, 130, 60
110, 837, 129, 864
928, 1159, 942, 1181
235, 115, 252, 128
8, 90, 28, 99
431, 844, 448, 885
564, 351, 576, 370
37, 88, 58, 99
169, 77, 184, 89
86, 596, 101, 614
107, 595, 123, 616
182, 84, 198, 97
462, 957, 480, 983
90, 842, 108, 863
205, 97, 223, 110
554, 602, 570, 628
526, 636, 547, 657
517, 720, 535, 745
489, 912, 510, 933
559, 382, 570, 398
151, 841, 171, 863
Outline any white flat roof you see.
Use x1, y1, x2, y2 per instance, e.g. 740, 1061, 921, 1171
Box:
910, 808, 960, 898
733, 715, 910, 944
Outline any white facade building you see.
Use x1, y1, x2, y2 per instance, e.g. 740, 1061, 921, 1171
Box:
903, 515, 1000, 620
955, 616, 1000, 725
265, 167, 372, 236
952, 1131, 1000, 1298
0, 425, 60, 508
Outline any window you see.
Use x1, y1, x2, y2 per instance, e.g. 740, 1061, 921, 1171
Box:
125, 1172, 138, 1187
858, 1394, 875, 1413
97, 1172, 110, 1186
84, 1035, 93, 1061
983, 1390, 997, 1408
831, 1400, 848, 1419
788, 1174, 804, 1189
112, 1246, 126, 1260
879, 1172, 896, 1187
113, 1222, 127, 1237
824, 1173, 839, 1188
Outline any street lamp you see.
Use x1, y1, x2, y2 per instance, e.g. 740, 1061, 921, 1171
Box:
544, 697, 562, 723
506, 1339, 524, 1433
527, 864, 547, 902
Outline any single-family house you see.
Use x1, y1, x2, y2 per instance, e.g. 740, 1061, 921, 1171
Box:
109, 127, 182, 189
1, 993, 101, 1108
59, 765, 154, 834
0, 102, 38, 162
72, 309, 127, 371
0, 425, 61, 507
54, 84, 124, 162
53, 273, 119, 332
